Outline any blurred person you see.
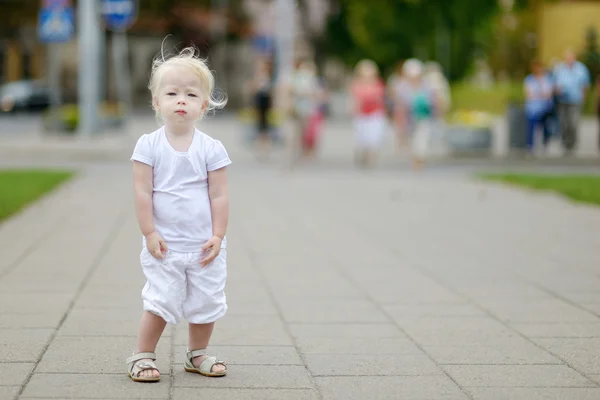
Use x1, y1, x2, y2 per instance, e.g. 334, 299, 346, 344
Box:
597, 74, 600, 150
127, 46, 230, 382
291, 60, 323, 160
350, 59, 387, 167
387, 60, 409, 147
523, 59, 554, 155
544, 57, 561, 138
396, 58, 439, 170
553, 49, 591, 155
424, 61, 451, 118
248, 57, 275, 157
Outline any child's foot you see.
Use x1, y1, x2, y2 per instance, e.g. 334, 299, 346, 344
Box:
137, 359, 160, 379
126, 352, 160, 382
192, 355, 227, 374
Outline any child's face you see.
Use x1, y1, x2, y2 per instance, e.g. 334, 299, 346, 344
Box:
154, 65, 208, 125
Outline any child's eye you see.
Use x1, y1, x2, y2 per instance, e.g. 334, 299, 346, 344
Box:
167, 92, 176, 96
188, 93, 197, 97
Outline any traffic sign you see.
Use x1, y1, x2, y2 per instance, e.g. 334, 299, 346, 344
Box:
38, 0, 75, 43
101, 0, 138, 32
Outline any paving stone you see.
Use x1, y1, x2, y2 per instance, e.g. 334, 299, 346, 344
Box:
0, 329, 54, 362
295, 337, 423, 355
422, 343, 561, 365
477, 298, 599, 323
21, 373, 170, 398
510, 323, 600, 338
467, 387, 600, 400
173, 388, 320, 400
288, 323, 404, 339
305, 353, 442, 376
0, 386, 20, 400
173, 345, 302, 365
0, 293, 73, 315
174, 365, 314, 389
277, 299, 389, 323
0, 313, 61, 329
315, 376, 469, 400
37, 336, 171, 374
443, 365, 595, 387
533, 338, 600, 374
398, 317, 520, 346
0, 362, 34, 385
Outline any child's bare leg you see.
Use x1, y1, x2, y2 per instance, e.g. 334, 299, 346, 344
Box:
135, 311, 167, 378
188, 322, 226, 373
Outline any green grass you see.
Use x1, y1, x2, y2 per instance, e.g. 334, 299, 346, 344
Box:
451, 80, 597, 116
451, 81, 523, 116
480, 173, 600, 206
0, 169, 74, 222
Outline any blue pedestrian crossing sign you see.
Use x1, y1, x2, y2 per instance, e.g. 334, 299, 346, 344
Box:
38, 0, 75, 43
102, 0, 138, 32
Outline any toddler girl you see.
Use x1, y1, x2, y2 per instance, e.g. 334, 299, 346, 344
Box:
126, 46, 230, 382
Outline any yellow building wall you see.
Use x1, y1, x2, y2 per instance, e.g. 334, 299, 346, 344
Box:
538, 1, 600, 65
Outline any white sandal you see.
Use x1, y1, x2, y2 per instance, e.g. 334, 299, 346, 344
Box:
184, 349, 227, 377
126, 352, 160, 382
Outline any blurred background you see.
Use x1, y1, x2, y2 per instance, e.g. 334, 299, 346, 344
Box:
0, 0, 599, 163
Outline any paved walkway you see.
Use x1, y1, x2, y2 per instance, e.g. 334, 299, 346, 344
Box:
2, 117, 600, 399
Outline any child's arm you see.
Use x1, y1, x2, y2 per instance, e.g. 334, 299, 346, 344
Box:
208, 167, 229, 240
201, 167, 229, 266
133, 161, 166, 258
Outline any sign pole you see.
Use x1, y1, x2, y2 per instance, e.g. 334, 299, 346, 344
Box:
38, 0, 75, 129
47, 43, 62, 112
77, 0, 102, 137
101, 0, 138, 130
111, 31, 131, 126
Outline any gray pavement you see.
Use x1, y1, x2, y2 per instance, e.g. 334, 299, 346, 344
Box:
1, 116, 600, 399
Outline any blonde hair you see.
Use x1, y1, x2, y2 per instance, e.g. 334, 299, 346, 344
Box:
148, 44, 227, 119
354, 59, 379, 78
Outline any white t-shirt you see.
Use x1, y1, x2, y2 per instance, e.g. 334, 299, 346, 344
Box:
130, 126, 232, 252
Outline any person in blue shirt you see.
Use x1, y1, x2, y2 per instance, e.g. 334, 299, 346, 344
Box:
524, 59, 554, 154
552, 49, 591, 154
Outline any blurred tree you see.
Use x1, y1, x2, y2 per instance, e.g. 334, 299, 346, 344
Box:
137, 0, 250, 52
580, 26, 600, 84
0, 0, 37, 38
324, 0, 500, 81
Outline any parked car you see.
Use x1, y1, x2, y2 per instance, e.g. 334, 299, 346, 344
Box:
0, 80, 51, 113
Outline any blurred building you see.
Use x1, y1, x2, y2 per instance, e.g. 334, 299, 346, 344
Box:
0, 0, 334, 110
538, 0, 600, 64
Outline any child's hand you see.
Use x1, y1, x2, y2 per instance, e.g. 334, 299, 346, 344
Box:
200, 236, 222, 267
146, 232, 167, 259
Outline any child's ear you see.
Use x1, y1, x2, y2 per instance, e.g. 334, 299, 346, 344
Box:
202, 100, 209, 112
152, 96, 159, 111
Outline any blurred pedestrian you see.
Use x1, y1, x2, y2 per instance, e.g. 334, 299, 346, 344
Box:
248, 57, 275, 158
523, 59, 554, 155
350, 59, 387, 167
553, 49, 591, 155
387, 60, 409, 147
291, 60, 323, 160
396, 59, 438, 170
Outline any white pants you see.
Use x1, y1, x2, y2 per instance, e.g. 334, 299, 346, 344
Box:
140, 248, 227, 325
355, 112, 387, 150
411, 119, 446, 158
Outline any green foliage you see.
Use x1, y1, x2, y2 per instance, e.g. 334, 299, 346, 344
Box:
580, 26, 600, 84
0, 170, 74, 222
325, 0, 500, 80
480, 174, 600, 207
451, 81, 524, 115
